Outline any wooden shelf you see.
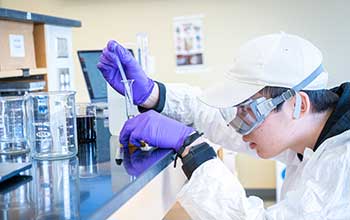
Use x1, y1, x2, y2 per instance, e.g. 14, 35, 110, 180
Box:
0, 8, 81, 27
0, 68, 47, 79
0, 8, 81, 92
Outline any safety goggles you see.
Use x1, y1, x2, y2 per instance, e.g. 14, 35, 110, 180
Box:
220, 90, 294, 135
219, 64, 325, 135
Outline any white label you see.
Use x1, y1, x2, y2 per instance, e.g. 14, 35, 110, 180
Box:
26, 12, 32, 20
9, 35, 25, 57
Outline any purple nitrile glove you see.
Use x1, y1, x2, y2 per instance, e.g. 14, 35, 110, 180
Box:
119, 110, 194, 152
97, 40, 155, 105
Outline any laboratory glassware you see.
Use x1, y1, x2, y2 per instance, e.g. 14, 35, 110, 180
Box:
28, 91, 77, 160
76, 103, 97, 143
32, 157, 79, 220
0, 95, 32, 154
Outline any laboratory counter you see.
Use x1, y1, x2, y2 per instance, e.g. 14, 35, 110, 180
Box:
0, 118, 187, 220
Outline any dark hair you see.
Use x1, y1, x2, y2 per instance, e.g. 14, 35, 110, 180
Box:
259, 86, 339, 113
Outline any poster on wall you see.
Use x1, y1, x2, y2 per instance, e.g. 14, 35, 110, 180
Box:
173, 15, 205, 73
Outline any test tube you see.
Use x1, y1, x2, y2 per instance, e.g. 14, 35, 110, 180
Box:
136, 32, 149, 74
113, 50, 139, 119
121, 79, 138, 119
115, 144, 123, 165
113, 55, 152, 164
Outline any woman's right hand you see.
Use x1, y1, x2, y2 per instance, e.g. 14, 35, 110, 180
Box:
97, 40, 155, 105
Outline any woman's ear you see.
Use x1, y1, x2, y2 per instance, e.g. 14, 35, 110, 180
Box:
296, 91, 311, 118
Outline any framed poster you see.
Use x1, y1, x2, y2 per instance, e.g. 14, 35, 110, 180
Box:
173, 15, 205, 73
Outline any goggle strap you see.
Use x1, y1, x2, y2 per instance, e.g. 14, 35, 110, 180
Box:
292, 65, 324, 92
271, 89, 294, 106
293, 92, 302, 119
271, 64, 324, 107
277, 65, 323, 118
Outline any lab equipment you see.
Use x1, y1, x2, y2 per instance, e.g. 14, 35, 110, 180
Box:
121, 76, 138, 119
219, 64, 325, 135
116, 53, 156, 151
136, 32, 149, 74
76, 103, 97, 143
0, 155, 33, 219
114, 54, 138, 161
97, 40, 156, 157
98, 40, 155, 136
28, 91, 77, 160
78, 141, 99, 178
97, 40, 155, 106
0, 95, 32, 154
0, 172, 33, 219
108, 135, 123, 165
114, 145, 123, 165
112, 47, 138, 118
32, 157, 79, 220
119, 110, 194, 151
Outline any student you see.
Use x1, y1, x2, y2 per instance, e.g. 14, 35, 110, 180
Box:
98, 33, 350, 219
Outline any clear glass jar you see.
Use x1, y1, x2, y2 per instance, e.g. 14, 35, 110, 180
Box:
28, 91, 77, 160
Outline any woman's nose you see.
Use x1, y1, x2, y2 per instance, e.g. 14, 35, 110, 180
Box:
242, 134, 250, 143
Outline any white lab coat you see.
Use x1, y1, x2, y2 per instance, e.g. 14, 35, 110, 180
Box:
161, 83, 350, 220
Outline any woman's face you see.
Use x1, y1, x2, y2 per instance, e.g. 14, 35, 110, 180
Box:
241, 98, 298, 159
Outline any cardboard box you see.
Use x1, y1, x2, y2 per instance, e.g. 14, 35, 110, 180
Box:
0, 20, 36, 71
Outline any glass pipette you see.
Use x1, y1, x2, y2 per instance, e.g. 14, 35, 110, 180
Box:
114, 54, 152, 165
114, 56, 138, 119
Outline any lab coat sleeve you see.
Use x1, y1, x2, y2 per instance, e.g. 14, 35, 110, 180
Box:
177, 159, 265, 220
160, 83, 256, 155
160, 83, 298, 164
177, 141, 350, 220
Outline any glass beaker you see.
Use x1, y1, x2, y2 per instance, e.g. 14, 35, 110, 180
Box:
0, 175, 34, 220
0, 154, 33, 219
78, 141, 99, 178
32, 157, 80, 220
76, 103, 96, 144
0, 95, 31, 155
28, 91, 77, 160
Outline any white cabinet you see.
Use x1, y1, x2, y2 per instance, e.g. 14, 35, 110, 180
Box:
44, 24, 75, 91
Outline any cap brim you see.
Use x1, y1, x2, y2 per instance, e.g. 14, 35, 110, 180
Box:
198, 80, 266, 108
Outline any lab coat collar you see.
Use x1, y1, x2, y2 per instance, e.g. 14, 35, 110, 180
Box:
297, 82, 350, 161
314, 82, 350, 151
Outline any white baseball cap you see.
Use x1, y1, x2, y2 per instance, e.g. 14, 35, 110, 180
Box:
199, 32, 328, 108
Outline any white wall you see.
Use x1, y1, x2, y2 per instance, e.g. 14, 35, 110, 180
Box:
2, 0, 349, 101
